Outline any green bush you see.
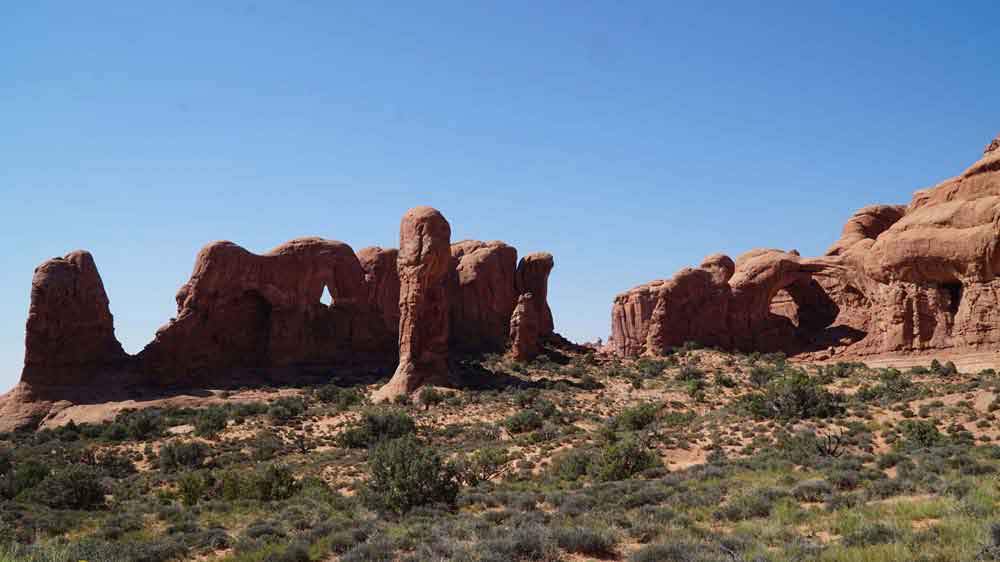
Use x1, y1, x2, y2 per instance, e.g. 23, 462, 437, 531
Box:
897, 419, 944, 449
159, 441, 208, 472
31, 465, 105, 510
362, 435, 459, 515
591, 436, 661, 482
338, 409, 416, 448
268, 396, 307, 422
459, 446, 509, 486
503, 410, 544, 434
611, 403, 660, 432
316, 384, 362, 410
743, 370, 844, 420
554, 526, 618, 556
194, 407, 228, 437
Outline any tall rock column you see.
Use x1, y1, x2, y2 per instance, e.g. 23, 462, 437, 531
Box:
515, 253, 554, 336
21, 250, 125, 387
509, 292, 540, 361
373, 207, 452, 401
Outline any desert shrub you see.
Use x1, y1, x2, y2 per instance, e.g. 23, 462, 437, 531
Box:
503, 410, 544, 434
714, 372, 736, 388
253, 464, 299, 501
159, 441, 208, 472
107, 409, 164, 441
338, 408, 416, 449
178, 472, 207, 506
249, 430, 284, 461
898, 419, 944, 449
94, 449, 136, 478
459, 446, 510, 486
842, 521, 899, 546
0, 460, 50, 500
551, 449, 592, 481
316, 384, 362, 410
742, 370, 844, 420
268, 396, 306, 422
31, 465, 105, 510
676, 365, 705, 382
612, 402, 660, 432
714, 487, 787, 521
591, 436, 661, 482
636, 358, 671, 377
362, 435, 459, 515
193, 407, 228, 437
749, 365, 778, 388
218, 464, 299, 502
791, 479, 833, 502
478, 523, 558, 561
856, 369, 919, 404
419, 387, 447, 407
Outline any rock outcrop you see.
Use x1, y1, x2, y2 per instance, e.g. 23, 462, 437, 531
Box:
139, 237, 382, 385
515, 253, 555, 337
357, 246, 401, 352
611, 134, 1000, 360
21, 251, 126, 387
510, 292, 541, 361
448, 240, 518, 354
2, 206, 557, 428
372, 207, 453, 402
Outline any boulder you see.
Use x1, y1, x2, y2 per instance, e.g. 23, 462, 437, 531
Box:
372, 207, 452, 401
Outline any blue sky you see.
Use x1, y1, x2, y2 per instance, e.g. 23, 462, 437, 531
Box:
2, 2, 997, 392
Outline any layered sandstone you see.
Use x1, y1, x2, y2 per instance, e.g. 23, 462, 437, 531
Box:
611, 134, 1000, 360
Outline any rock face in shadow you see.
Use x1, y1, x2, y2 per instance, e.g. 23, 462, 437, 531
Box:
21, 251, 126, 387
0, 205, 557, 427
372, 207, 453, 402
611, 133, 1000, 360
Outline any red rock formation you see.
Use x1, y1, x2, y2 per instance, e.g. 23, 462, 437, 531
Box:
1, 206, 557, 423
140, 237, 381, 385
372, 207, 453, 401
510, 292, 540, 361
21, 251, 126, 387
611, 135, 1000, 360
449, 240, 518, 353
358, 246, 401, 351
515, 253, 555, 337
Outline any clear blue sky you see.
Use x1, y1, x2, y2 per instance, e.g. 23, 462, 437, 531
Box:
2, 2, 997, 392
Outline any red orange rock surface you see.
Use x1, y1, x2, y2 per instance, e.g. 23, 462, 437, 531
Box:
1, 207, 557, 428
372, 207, 453, 402
611, 135, 1000, 360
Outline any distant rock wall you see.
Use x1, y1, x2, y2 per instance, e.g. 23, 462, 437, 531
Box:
610, 134, 1000, 360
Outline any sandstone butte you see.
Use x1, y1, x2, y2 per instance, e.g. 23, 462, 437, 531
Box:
611, 133, 1000, 361
0, 207, 557, 430
5, 134, 1000, 431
